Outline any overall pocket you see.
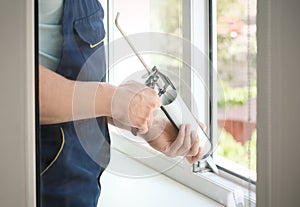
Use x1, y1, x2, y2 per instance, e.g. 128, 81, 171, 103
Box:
73, 9, 107, 82
40, 128, 65, 176
74, 9, 106, 56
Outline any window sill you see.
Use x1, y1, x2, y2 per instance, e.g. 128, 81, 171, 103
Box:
106, 129, 256, 206
98, 148, 224, 207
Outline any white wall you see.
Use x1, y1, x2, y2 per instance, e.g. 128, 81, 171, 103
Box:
257, 0, 300, 206
0, 0, 36, 207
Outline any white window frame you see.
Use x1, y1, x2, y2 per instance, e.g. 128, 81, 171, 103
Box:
0, 0, 36, 206
106, 0, 256, 206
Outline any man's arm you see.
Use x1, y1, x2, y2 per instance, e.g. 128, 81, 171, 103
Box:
39, 65, 160, 129
39, 65, 115, 124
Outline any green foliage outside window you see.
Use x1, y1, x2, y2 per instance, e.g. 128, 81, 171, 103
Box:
218, 129, 257, 171
218, 80, 256, 108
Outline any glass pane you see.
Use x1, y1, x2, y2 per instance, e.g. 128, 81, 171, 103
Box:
109, 0, 183, 88
216, 0, 257, 178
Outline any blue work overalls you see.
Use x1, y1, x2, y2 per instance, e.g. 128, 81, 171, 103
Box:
40, 0, 110, 206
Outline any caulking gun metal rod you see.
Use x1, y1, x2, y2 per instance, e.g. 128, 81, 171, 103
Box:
115, 13, 151, 74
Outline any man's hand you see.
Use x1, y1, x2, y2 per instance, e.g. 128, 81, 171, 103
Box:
111, 81, 161, 133
140, 117, 204, 164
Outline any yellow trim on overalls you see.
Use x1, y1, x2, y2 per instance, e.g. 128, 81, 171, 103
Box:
89, 38, 104, 48
40, 128, 65, 176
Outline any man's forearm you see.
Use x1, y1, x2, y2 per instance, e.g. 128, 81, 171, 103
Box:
39, 65, 115, 124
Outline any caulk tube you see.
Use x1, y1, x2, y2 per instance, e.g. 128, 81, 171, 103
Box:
160, 89, 212, 159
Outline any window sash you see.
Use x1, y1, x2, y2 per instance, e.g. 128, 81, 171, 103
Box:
106, 0, 256, 205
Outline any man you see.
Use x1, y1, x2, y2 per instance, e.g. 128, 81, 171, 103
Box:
39, 0, 202, 206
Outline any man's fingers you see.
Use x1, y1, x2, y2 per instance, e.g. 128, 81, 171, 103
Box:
112, 81, 161, 132
166, 125, 186, 156
175, 125, 192, 156
185, 147, 203, 164
136, 117, 153, 135
144, 88, 162, 108
186, 132, 200, 156
193, 147, 203, 161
